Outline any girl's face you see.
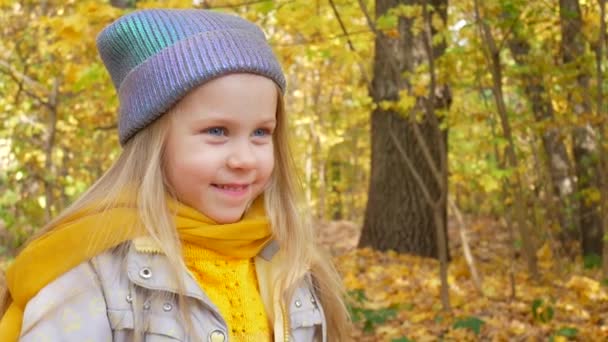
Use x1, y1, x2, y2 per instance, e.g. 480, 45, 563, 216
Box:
163, 73, 277, 223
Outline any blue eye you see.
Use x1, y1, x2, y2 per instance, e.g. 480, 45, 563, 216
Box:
253, 128, 271, 137
205, 127, 226, 136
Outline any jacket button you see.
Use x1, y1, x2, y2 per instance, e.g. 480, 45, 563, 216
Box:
139, 267, 152, 279
163, 303, 173, 312
208, 330, 226, 342
125, 294, 133, 303
143, 301, 151, 310
310, 296, 316, 304
294, 299, 302, 308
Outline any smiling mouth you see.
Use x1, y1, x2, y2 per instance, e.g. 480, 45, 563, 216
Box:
211, 184, 249, 191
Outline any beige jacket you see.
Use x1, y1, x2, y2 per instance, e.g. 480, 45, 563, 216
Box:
18, 239, 326, 342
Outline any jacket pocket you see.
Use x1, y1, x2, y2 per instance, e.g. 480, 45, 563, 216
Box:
107, 309, 184, 341
146, 314, 185, 341
290, 307, 323, 342
108, 309, 135, 342
290, 307, 323, 329
108, 309, 134, 331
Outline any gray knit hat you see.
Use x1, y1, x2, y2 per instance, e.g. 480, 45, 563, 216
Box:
96, 8, 286, 145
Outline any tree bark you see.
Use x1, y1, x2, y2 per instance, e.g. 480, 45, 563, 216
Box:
359, 0, 450, 258
559, 0, 603, 256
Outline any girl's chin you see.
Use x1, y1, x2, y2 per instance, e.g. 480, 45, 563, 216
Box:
209, 214, 245, 224
198, 205, 248, 224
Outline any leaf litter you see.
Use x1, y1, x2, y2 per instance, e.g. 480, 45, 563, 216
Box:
317, 218, 608, 341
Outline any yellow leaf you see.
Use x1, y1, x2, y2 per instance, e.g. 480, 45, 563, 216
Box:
409, 312, 432, 323
508, 319, 526, 335
397, 91, 416, 112
565, 275, 607, 301
431, 13, 445, 31
413, 83, 427, 97
64, 63, 80, 85
379, 100, 394, 111
536, 243, 553, 269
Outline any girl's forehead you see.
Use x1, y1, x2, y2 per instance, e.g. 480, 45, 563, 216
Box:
177, 110, 277, 124
188, 74, 277, 98
171, 74, 279, 117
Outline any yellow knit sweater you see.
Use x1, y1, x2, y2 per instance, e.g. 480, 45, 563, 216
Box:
182, 241, 271, 341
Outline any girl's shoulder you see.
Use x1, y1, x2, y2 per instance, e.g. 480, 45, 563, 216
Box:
21, 240, 183, 340
19, 245, 123, 340
25, 238, 176, 314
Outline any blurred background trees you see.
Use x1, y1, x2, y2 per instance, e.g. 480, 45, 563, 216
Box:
1, 0, 608, 282
4, 0, 608, 338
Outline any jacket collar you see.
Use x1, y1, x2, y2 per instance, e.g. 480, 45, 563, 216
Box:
125, 237, 280, 299
126, 236, 285, 339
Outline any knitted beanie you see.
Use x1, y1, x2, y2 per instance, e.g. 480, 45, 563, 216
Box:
96, 8, 286, 145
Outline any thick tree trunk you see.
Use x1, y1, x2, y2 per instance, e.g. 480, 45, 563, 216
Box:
359, 0, 449, 258
559, 0, 603, 256
507, 36, 578, 242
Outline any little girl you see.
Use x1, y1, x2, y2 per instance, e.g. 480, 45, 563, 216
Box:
0, 8, 349, 341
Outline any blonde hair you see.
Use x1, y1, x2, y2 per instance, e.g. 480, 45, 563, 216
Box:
0, 92, 350, 340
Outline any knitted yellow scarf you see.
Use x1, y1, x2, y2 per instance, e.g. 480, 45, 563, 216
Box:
0, 195, 272, 341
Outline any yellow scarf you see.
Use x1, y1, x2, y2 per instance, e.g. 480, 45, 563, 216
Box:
0, 195, 272, 341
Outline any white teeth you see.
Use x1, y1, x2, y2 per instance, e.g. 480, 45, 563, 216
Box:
217, 185, 246, 190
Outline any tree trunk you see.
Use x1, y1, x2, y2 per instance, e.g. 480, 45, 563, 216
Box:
507, 34, 578, 243
359, 0, 449, 258
559, 0, 603, 256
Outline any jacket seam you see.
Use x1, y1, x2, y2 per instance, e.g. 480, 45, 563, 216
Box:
87, 258, 113, 332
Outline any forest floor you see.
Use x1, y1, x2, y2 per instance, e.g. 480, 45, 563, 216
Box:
2, 217, 607, 340
317, 217, 608, 341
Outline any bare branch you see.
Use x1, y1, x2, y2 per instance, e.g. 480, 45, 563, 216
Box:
0, 58, 49, 97
407, 111, 443, 189
448, 197, 484, 294
42, 77, 60, 221
356, 0, 377, 35
388, 116, 435, 205
495, 13, 521, 53
328, 0, 358, 54
94, 123, 118, 131
0, 66, 52, 109
327, 0, 371, 87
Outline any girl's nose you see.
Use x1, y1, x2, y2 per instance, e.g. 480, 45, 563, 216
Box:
226, 141, 257, 169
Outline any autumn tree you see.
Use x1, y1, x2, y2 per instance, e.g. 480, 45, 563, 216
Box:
359, 0, 450, 259
504, 1, 577, 244
559, 0, 603, 257
0, 0, 375, 252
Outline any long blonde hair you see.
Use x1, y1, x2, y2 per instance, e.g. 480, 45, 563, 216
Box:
0, 92, 350, 340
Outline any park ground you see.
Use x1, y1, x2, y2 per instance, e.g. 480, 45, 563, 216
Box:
319, 218, 608, 341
